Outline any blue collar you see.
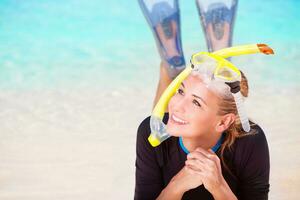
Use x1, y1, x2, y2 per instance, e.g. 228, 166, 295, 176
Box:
179, 133, 225, 154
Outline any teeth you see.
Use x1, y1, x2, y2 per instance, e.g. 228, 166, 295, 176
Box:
172, 114, 187, 124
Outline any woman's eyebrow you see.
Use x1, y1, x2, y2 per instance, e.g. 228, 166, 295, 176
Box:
192, 94, 208, 106
181, 82, 185, 88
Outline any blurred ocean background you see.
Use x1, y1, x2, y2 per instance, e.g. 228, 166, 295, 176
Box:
0, 0, 299, 199
0, 0, 299, 89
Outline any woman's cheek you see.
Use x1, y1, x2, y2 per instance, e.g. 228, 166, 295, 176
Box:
167, 97, 175, 109
196, 112, 216, 133
168, 95, 178, 113
188, 112, 207, 133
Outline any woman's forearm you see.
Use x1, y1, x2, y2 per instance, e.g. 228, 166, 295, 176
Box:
156, 180, 185, 200
211, 179, 237, 200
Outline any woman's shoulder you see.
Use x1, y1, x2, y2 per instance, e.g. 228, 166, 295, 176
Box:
137, 116, 151, 139
234, 123, 269, 151
227, 124, 270, 198
231, 123, 270, 178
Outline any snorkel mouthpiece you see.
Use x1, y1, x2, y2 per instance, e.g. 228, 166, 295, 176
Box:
148, 44, 274, 147
149, 116, 170, 147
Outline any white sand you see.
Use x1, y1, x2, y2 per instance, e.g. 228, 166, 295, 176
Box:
0, 83, 299, 199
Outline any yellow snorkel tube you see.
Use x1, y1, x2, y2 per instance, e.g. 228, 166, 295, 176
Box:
148, 44, 274, 147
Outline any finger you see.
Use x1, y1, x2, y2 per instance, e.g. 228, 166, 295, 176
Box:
185, 162, 198, 172
190, 157, 220, 175
196, 148, 220, 169
195, 147, 215, 158
207, 149, 222, 172
184, 165, 198, 175
195, 148, 217, 165
185, 159, 203, 172
185, 158, 214, 175
187, 151, 208, 162
188, 151, 215, 168
208, 149, 215, 154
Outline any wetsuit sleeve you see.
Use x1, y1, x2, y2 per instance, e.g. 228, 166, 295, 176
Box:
235, 125, 270, 200
134, 116, 164, 200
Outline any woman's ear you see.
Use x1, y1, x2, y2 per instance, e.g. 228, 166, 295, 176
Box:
215, 113, 236, 133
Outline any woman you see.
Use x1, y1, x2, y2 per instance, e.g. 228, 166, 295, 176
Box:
134, 68, 270, 199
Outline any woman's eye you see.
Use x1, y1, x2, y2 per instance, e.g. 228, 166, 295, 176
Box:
177, 88, 184, 95
193, 99, 201, 107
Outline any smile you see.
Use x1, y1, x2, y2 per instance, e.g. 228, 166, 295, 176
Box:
170, 114, 188, 125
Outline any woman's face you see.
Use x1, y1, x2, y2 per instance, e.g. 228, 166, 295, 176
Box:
167, 74, 222, 138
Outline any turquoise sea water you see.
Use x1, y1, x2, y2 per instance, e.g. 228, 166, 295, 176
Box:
0, 0, 299, 89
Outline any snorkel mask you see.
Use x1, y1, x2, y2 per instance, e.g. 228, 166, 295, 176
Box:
148, 44, 274, 147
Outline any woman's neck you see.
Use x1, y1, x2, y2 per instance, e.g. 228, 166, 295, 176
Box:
181, 132, 223, 153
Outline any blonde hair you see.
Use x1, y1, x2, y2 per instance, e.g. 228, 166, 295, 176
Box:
216, 71, 256, 178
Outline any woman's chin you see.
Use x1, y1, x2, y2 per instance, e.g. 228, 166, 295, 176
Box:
166, 125, 183, 137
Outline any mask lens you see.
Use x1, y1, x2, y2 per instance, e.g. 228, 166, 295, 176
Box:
215, 65, 239, 81
192, 54, 216, 65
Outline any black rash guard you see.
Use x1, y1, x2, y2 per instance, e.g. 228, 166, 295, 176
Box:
134, 113, 270, 200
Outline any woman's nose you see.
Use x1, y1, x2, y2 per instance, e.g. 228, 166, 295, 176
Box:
173, 96, 188, 113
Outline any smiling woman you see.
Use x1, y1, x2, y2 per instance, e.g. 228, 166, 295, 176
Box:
134, 47, 270, 199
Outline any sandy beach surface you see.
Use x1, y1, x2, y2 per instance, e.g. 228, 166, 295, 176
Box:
0, 81, 299, 199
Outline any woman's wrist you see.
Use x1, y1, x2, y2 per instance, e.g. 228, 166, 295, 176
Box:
156, 180, 185, 200
211, 179, 237, 200
168, 179, 186, 196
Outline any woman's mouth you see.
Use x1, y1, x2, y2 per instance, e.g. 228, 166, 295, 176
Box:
170, 114, 188, 125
